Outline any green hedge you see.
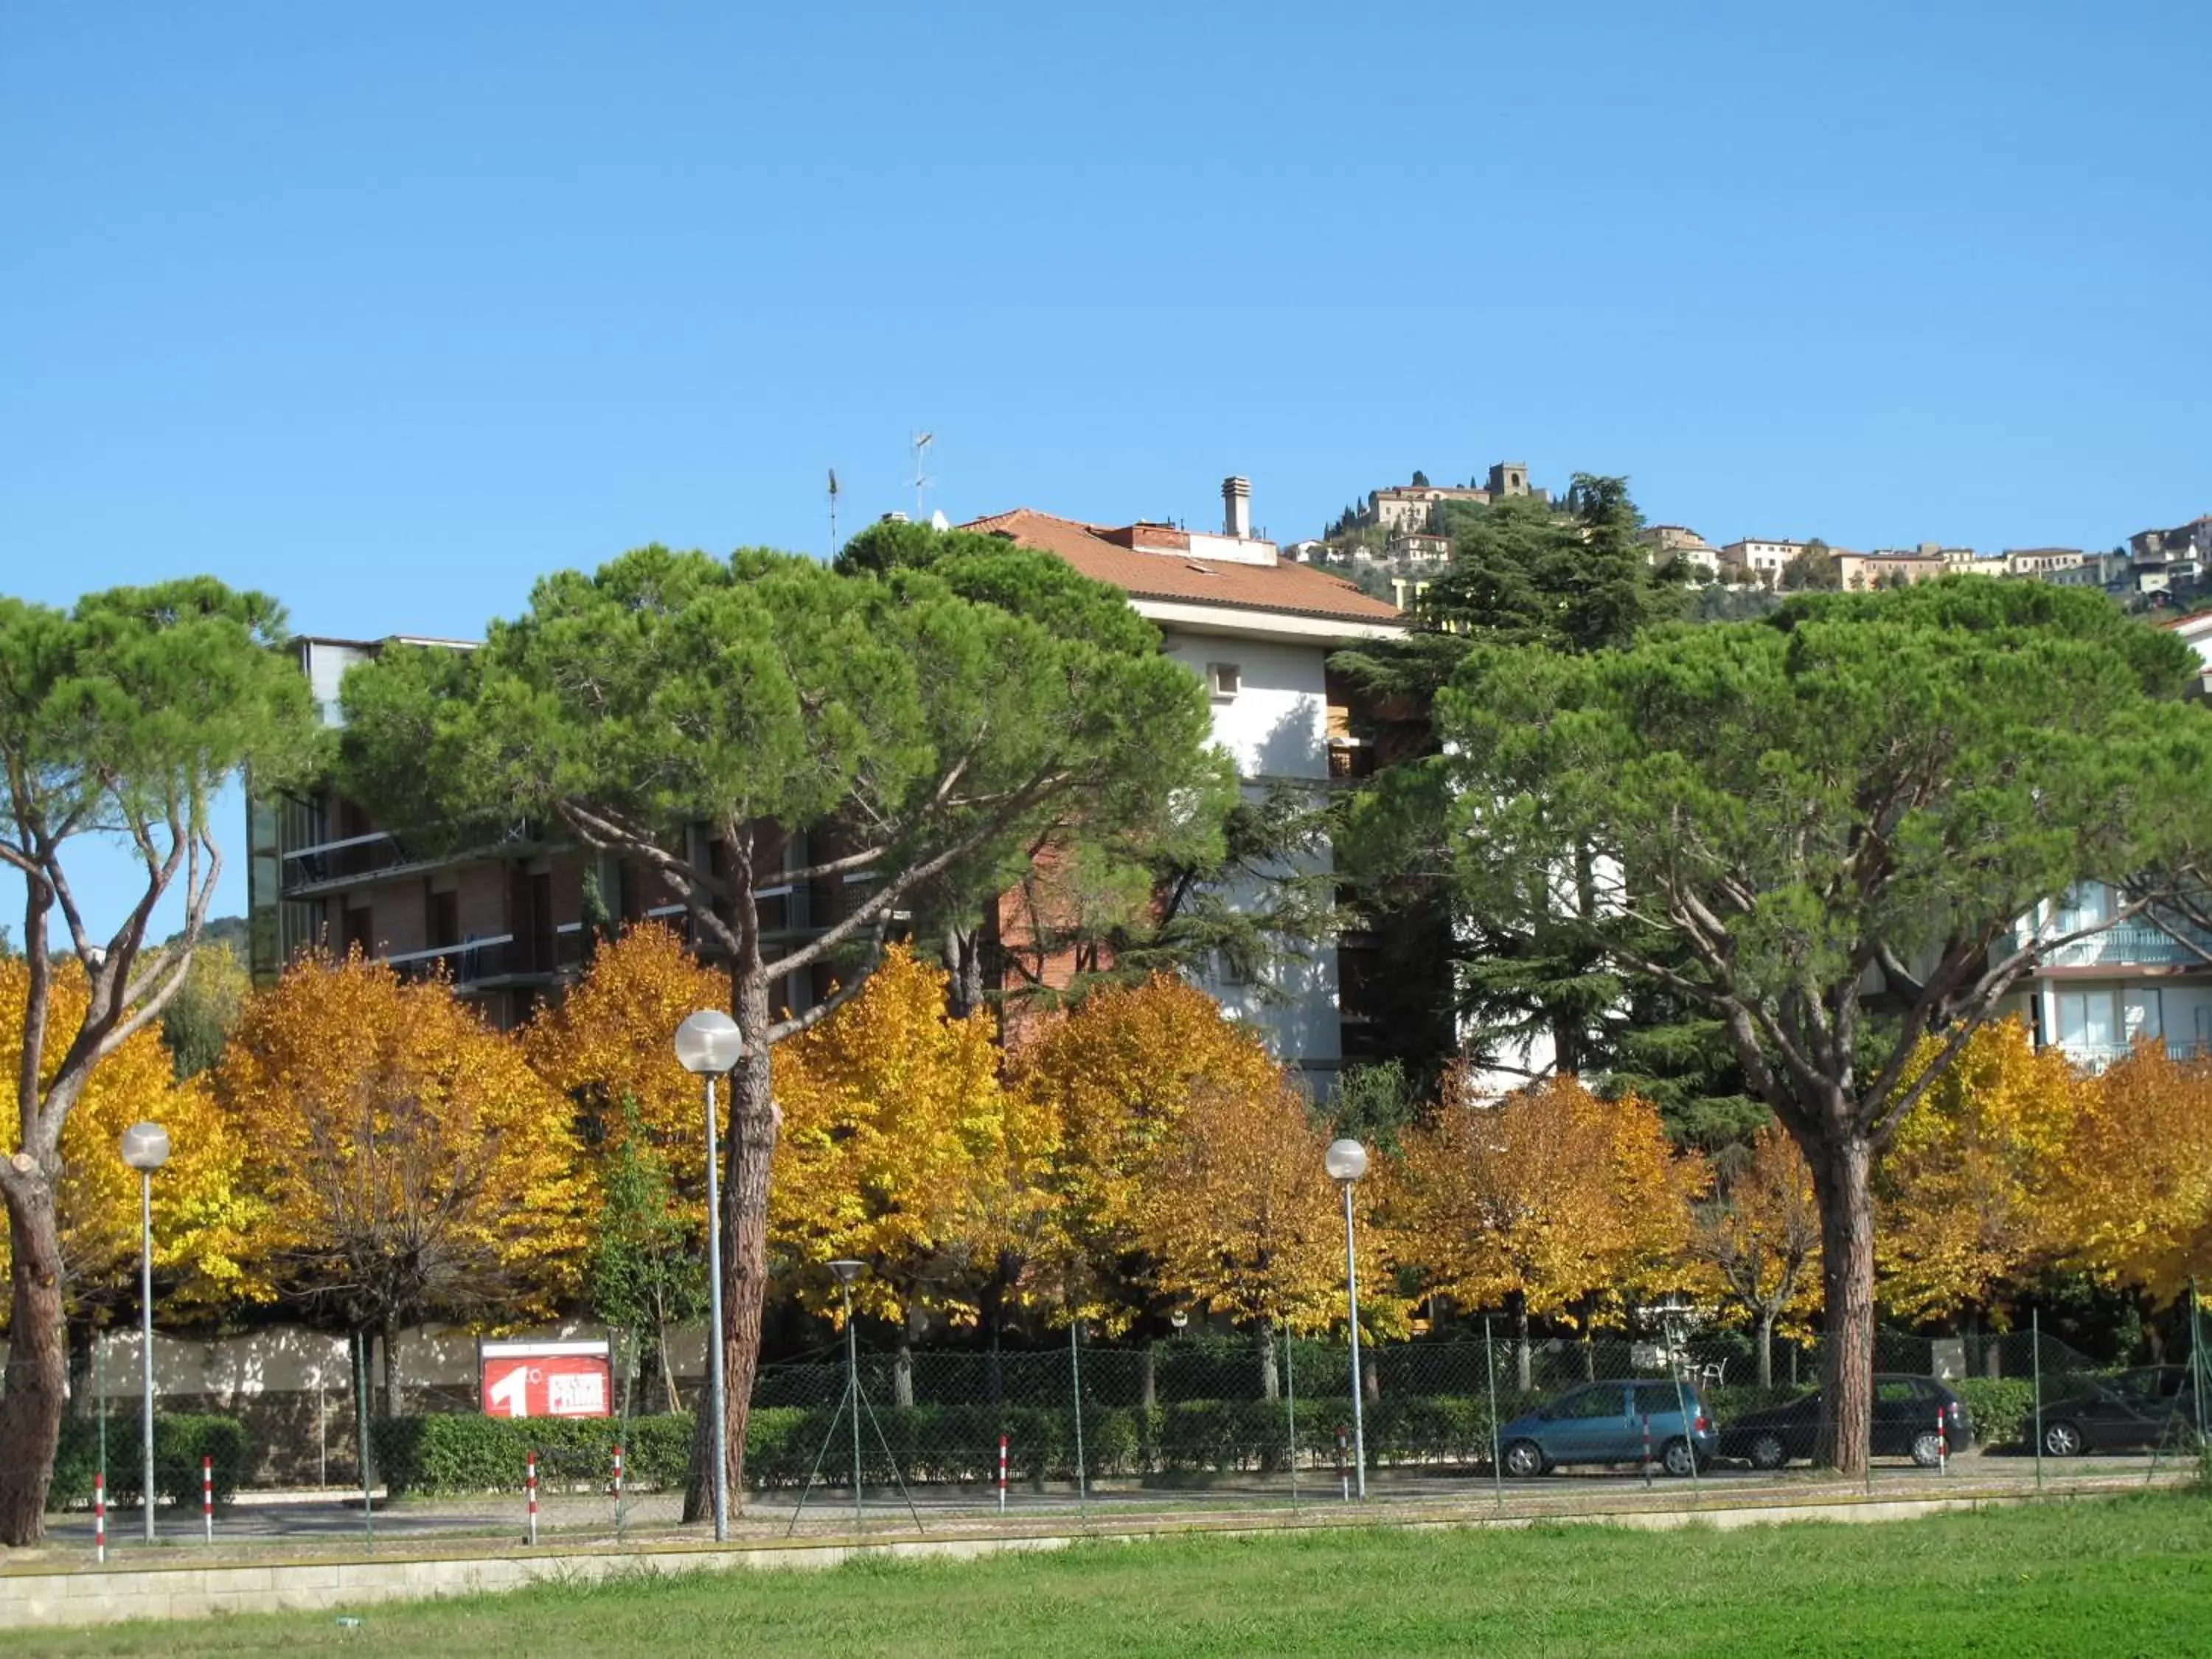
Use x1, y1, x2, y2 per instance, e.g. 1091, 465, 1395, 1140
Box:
1955, 1377, 2038, 1448
49, 1414, 250, 1510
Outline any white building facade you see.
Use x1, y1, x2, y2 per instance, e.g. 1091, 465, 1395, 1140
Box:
966, 479, 1408, 1082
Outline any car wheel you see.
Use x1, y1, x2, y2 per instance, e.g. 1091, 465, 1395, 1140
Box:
1749, 1432, 1789, 1471
1503, 1439, 1548, 1479
1661, 1437, 1697, 1478
1910, 1430, 1945, 1468
2040, 1420, 2084, 1458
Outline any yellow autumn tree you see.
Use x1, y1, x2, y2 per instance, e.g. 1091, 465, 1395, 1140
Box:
1012, 975, 1288, 1331
522, 922, 730, 1193
770, 945, 1052, 1396
0, 958, 260, 1397
1137, 1074, 1400, 1399
1389, 1072, 1705, 1384
1686, 1123, 1821, 1385
2053, 1043, 2212, 1307
218, 953, 588, 1396
1875, 1017, 2076, 1327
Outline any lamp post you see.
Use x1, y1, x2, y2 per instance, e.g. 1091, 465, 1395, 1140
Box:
828, 1259, 866, 1530
119, 1121, 170, 1543
1324, 1137, 1369, 1500
673, 1009, 745, 1543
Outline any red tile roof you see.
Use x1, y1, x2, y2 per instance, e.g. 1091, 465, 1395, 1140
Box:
961, 509, 1405, 627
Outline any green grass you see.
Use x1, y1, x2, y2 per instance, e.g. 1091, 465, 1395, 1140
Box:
17, 1495, 2211, 1657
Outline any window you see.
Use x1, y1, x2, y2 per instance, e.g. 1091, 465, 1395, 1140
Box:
1558, 1386, 1625, 1420
2055, 990, 2117, 1050
1208, 661, 1241, 700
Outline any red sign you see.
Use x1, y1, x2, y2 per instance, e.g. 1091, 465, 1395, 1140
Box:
479, 1340, 611, 1419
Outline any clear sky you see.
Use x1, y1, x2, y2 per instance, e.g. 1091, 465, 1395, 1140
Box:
4, 1, 2208, 936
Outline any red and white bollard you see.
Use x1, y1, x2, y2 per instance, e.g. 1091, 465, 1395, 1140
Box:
526, 1450, 539, 1545
1937, 1408, 1949, 1475
997, 1434, 1009, 1514
1641, 1415, 1654, 1489
94, 1472, 106, 1564
612, 1444, 624, 1523
1336, 1425, 1351, 1503
202, 1454, 214, 1543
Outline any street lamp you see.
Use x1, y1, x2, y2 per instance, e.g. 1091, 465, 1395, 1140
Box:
119, 1121, 170, 1543
673, 1009, 743, 1543
1324, 1136, 1370, 1500
828, 1259, 866, 1529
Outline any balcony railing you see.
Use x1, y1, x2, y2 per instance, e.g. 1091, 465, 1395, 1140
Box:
2048, 1038, 2211, 1074
384, 935, 519, 987
2023, 919, 2212, 970
282, 832, 416, 890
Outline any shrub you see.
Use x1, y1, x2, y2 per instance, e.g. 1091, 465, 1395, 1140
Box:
49, 1413, 250, 1510
1955, 1377, 2037, 1448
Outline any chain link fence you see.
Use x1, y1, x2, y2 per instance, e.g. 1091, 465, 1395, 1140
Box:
18, 1299, 2209, 1528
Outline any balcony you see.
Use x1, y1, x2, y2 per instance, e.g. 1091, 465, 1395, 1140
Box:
281, 832, 417, 894
2027, 919, 2212, 970
385, 936, 519, 987
2049, 1039, 2211, 1074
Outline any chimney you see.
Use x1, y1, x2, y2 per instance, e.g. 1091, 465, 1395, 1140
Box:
1222, 476, 1252, 539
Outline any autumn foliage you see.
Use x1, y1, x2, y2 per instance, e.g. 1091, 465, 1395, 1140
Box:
1876, 1018, 2076, 1324
217, 953, 589, 1339
1010, 976, 1287, 1329
1388, 1073, 1705, 1327
522, 922, 729, 1193
0, 958, 257, 1325
770, 945, 1050, 1330
2053, 1043, 2212, 1307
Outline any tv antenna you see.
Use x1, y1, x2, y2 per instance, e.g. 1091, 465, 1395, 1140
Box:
911, 431, 934, 521
827, 467, 841, 553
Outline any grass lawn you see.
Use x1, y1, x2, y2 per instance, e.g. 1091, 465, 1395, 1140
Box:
16, 1494, 2211, 1658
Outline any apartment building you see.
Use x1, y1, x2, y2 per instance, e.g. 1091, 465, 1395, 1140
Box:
2008, 883, 2212, 1069
251, 480, 1411, 1074
964, 477, 1412, 1078
1835, 550, 1948, 589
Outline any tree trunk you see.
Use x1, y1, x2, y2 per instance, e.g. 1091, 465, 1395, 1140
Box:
682, 966, 776, 1525
1514, 1298, 1533, 1393
66, 1318, 97, 1420
894, 1309, 918, 1411
1259, 1323, 1280, 1404
1809, 1133, 1877, 1477
0, 1180, 69, 1544
655, 1321, 682, 1414
944, 923, 985, 1020
1140, 1341, 1157, 1412
1756, 1311, 1775, 1389
1363, 1354, 1381, 1405
379, 1322, 400, 1419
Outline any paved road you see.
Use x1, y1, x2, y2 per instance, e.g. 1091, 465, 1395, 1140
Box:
39, 1450, 2176, 1550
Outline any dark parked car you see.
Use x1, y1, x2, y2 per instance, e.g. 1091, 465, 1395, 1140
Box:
1497, 1379, 1719, 1478
2035, 1366, 2201, 1458
1719, 1374, 1972, 1470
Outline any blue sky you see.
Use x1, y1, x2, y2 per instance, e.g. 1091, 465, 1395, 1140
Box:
4, 1, 2208, 936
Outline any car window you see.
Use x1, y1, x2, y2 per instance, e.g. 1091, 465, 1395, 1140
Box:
1874, 1379, 1921, 1404
1632, 1382, 1690, 1415
1557, 1386, 1624, 1420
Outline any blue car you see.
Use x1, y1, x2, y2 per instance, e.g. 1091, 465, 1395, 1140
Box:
1498, 1380, 1718, 1478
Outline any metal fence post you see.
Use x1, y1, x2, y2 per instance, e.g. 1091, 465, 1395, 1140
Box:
352, 1330, 374, 1549
1284, 1325, 1299, 1514
2031, 1307, 2044, 1491
1484, 1317, 1503, 1509
1069, 1317, 1088, 1519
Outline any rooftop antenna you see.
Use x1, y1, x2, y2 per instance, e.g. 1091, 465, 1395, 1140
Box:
911, 431, 934, 521
827, 467, 841, 554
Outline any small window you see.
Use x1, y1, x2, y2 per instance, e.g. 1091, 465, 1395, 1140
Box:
1208, 662, 1241, 700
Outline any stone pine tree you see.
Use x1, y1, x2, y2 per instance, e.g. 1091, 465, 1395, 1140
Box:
335, 542, 1214, 1519
1407, 580, 2212, 1471
0, 580, 316, 1545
